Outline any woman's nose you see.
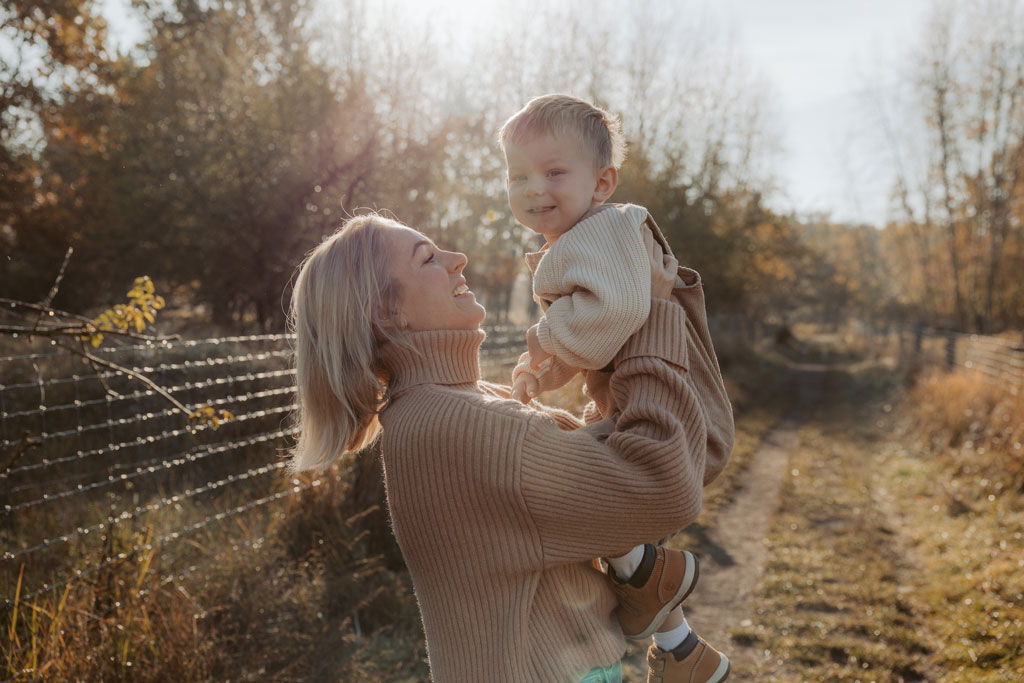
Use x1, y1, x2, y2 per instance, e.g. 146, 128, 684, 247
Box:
445, 250, 468, 272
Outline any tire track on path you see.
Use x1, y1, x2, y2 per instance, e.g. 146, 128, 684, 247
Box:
681, 359, 826, 680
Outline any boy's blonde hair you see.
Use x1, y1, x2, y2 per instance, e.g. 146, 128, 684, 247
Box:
498, 93, 627, 169
288, 214, 410, 472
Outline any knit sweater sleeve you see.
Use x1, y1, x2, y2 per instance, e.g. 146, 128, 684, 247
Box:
534, 207, 651, 370
520, 298, 706, 565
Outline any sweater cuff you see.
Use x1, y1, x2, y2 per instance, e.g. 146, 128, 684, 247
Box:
535, 316, 557, 357
615, 298, 689, 370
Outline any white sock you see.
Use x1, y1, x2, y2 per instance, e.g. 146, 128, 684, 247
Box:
605, 545, 645, 581
653, 615, 692, 653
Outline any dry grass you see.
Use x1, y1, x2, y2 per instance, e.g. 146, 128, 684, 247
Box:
3, 472, 427, 681
4, 340, 789, 682
736, 357, 1024, 681
904, 370, 1024, 494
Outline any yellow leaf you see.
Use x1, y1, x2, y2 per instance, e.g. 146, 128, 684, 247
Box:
152, 296, 165, 310
90, 333, 104, 347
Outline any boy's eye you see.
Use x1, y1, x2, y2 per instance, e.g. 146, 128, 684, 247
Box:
547, 170, 564, 177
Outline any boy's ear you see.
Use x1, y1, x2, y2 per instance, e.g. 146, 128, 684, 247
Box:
593, 166, 618, 202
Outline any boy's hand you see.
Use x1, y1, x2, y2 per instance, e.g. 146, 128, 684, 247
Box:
511, 372, 540, 404
525, 324, 553, 369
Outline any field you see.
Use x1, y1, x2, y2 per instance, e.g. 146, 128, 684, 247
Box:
4, 330, 1023, 681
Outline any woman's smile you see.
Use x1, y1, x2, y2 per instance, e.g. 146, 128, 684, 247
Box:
385, 224, 486, 331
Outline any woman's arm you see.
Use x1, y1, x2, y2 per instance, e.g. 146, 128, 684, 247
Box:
519, 292, 707, 566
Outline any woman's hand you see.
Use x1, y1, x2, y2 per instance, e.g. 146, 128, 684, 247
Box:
644, 226, 678, 300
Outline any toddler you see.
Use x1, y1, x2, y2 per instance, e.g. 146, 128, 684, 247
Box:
499, 94, 731, 683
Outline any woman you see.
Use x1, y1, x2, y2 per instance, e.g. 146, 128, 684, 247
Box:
289, 214, 720, 682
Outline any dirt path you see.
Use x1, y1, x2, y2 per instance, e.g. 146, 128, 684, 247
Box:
681, 360, 825, 679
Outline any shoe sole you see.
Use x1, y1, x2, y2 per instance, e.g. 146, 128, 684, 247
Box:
627, 550, 700, 640
709, 654, 730, 682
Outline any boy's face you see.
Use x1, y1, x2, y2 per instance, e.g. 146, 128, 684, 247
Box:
504, 132, 614, 242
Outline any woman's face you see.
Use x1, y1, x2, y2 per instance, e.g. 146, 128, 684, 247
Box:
385, 224, 486, 332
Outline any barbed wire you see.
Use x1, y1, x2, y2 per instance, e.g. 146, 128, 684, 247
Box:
2, 403, 296, 479
4, 460, 291, 562
6, 427, 296, 513
2, 368, 295, 420
0, 327, 525, 366
0, 328, 526, 615
1, 349, 292, 393
0, 384, 294, 451
6, 479, 319, 607
0, 333, 294, 364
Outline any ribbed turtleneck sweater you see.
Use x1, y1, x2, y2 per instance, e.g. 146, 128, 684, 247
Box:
377, 298, 711, 683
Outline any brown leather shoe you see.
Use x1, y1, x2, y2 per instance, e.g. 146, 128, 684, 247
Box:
608, 545, 699, 640
646, 634, 730, 682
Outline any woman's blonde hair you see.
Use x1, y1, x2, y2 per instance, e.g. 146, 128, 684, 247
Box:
288, 214, 409, 472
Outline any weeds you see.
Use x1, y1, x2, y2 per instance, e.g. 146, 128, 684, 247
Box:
2, 470, 427, 681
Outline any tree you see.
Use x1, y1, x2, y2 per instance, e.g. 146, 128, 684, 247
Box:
879, 0, 1024, 332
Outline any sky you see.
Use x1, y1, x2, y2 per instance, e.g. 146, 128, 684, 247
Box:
99, 0, 936, 228
720, 0, 934, 225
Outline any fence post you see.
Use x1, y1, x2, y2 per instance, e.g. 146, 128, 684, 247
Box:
914, 323, 924, 354
946, 330, 956, 369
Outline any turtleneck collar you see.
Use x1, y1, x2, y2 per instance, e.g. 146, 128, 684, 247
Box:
379, 328, 485, 398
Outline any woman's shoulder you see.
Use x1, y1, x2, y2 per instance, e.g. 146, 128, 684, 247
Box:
383, 382, 539, 435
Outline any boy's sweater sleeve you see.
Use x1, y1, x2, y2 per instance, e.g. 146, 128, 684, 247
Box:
519, 298, 707, 565
534, 210, 651, 370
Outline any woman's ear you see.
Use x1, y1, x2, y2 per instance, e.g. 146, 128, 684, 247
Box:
593, 166, 618, 202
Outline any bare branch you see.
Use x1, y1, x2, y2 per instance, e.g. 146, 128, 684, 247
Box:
52, 340, 194, 419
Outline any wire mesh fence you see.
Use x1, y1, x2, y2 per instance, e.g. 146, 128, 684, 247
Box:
853, 322, 1024, 394
0, 327, 526, 615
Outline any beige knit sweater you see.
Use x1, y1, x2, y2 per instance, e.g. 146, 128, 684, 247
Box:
530, 203, 652, 373
378, 298, 714, 683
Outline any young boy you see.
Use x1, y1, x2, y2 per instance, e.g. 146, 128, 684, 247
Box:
499, 94, 733, 683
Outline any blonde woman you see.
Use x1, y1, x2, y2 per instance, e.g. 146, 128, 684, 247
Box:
290, 214, 723, 683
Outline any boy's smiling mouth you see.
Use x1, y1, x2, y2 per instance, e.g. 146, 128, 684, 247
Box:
527, 206, 556, 215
